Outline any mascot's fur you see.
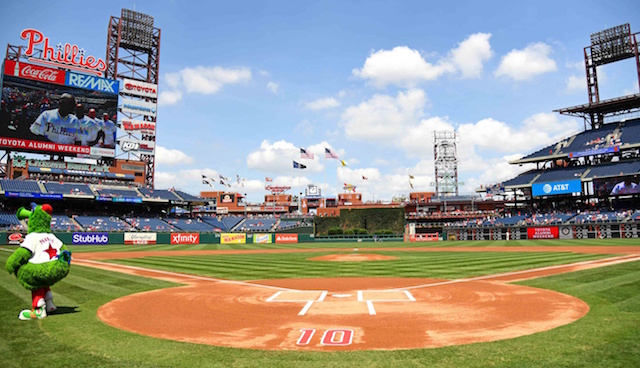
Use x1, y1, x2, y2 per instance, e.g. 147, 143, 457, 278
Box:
5, 204, 71, 320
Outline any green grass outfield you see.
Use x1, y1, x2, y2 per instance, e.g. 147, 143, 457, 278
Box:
1, 238, 639, 368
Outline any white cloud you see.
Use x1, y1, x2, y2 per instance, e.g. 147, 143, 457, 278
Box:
246, 140, 323, 174
449, 33, 493, 79
158, 90, 183, 106
565, 75, 584, 93
353, 46, 454, 88
304, 97, 341, 110
155, 146, 194, 166
267, 82, 279, 94
495, 42, 557, 80
179, 66, 251, 94
341, 89, 427, 141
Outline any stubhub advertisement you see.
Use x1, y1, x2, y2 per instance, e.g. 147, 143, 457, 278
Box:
73, 232, 109, 245
532, 179, 581, 197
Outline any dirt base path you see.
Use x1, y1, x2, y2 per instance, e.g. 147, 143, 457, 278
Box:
73, 247, 640, 351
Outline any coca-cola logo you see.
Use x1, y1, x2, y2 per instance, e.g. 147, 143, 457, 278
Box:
125, 83, 157, 94
21, 65, 61, 82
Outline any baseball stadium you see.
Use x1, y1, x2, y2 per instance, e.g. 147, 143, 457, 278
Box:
1, 7, 640, 368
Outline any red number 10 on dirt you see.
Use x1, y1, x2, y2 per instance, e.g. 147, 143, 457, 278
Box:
296, 329, 354, 346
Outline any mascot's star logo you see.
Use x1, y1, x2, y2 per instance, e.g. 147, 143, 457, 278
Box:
45, 245, 58, 260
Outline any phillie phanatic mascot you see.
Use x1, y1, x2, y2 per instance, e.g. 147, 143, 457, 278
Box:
5, 204, 71, 320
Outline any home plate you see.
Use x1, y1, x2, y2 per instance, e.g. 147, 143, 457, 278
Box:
332, 294, 352, 298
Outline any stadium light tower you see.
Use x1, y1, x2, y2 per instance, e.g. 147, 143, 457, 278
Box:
433, 130, 459, 198
106, 9, 161, 187
584, 23, 639, 128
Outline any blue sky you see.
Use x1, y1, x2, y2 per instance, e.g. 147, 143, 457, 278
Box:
2, 1, 639, 202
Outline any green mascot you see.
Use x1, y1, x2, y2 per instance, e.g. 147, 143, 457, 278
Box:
5, 204, 71, 320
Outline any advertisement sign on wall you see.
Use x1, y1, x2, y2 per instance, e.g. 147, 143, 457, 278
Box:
121, 119, 156, 135
7, 233, 24, 245
118, 137, 156, 154
275, 234, 298, 244
4, 60, 65, 85
221, 233, 246, 244
65, 71, 119, 94
72, 232, 109, 245
527, 227, 559, 239
120, 98, 157, 117
253, 234, 272, 244
532, 180, 581, 197
124, 232, 157, 245
121, 78, 158, 98
171, 233, 200, 245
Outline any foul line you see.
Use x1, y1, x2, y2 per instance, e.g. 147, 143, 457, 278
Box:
390, 254, 640, 292
73, 258, 298, 292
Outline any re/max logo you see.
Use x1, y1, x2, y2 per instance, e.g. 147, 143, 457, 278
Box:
66, 72, 119, 94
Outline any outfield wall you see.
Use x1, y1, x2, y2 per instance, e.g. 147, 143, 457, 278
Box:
446, 223, 640, 240
0, 232, 316, 245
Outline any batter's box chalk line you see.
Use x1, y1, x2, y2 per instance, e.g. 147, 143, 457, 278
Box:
266, 289, 415, 316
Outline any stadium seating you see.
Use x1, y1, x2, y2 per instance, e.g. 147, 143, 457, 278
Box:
533, 166, 586, 183
568, 210, 633, 223
0, 212, 24, 230
221, 216, 244, 230
44, 182, 94, 195
525, 212, 576, 225
618, 118, 640, 146
482, 214, 528, 226
96, 188, 142, 198
584, 160, 640, 179
173, 191, 201, 201
126, 217, 176, 231
503, 170, 539, 187
163, 218, 216, 232
558, 124, 618, 155
138, 188, 183, 200
237, 218, 277, 232
74, 216, 135, 231
0, 179, 42, 193
51, 215, 81, 231
200, 216, 227, 231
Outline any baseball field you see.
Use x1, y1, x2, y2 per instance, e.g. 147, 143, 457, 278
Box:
1, 238, 639, 367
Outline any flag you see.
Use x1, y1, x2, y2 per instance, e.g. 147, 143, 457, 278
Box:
300, 148, 315, 159
340, 159, 347, 167
325, 147, 339, 159
409, 181, 414, 189
362, 175, 368, 180
409, 174, 415, 179
219, 174, 229, 182
265, 177, 273, 182
293, 161, 307, 169
202, 179, 213, 187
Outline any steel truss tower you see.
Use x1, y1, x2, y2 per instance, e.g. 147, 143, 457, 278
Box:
106, 9, 161, 187
434, 130, 459, 197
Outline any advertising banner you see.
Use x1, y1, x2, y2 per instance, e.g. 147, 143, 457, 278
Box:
532, 180, 581, 197
594, 174, 640, 196
1, 64, 118, 159
171, 233, 200, 245
253, 234, 272, 244
65, 71, 119, 94
121, 78, 158, 98
118, 137, 156, 154
5, 192, 63, 200
124, 232, 157, 245
221, 194, 235, 203
221, 233, 246, 244
4, 60, 65, 85
72, 232, 109, 245
120, 98, 157, 117
275, 234, 298, 244
7, 232, 24, 245
121, 119, 156, 135
527, 227, 559, 239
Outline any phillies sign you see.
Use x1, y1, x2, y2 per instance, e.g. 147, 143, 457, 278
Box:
4, 59, 65, 85
20, 28, 106, 76
122, 78, 158, 98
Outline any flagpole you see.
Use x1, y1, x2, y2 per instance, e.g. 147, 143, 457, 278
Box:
323, 154, 326, 208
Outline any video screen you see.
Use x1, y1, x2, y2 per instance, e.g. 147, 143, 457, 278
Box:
594, 174, 640, 196
1, 61, 118, 158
